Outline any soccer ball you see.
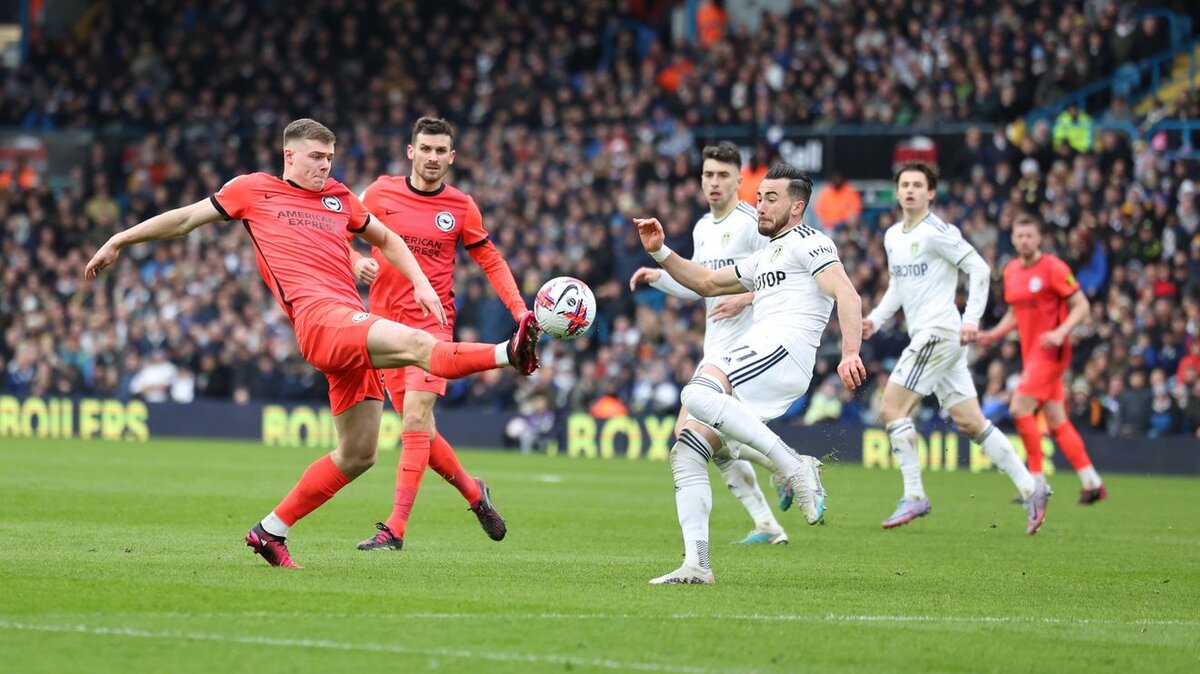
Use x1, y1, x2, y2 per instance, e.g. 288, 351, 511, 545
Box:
534, 276, 596, 340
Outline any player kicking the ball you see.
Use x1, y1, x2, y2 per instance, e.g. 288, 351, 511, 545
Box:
351, 117, 529, 551
635, 163, 867, 584
979, 212, 1105, 504
84, 118, 540, 568
630, 142, 793, 546
862, 161, 1049, 535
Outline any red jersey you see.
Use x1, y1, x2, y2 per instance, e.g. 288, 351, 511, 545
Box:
1002, 253, 1079, 365
211, 173, 370, 322
361, 176, 524, 327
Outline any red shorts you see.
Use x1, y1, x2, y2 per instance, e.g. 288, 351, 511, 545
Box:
382, 327, 452, 411
1016, 360, 1068, 403
293, 302, 385, 416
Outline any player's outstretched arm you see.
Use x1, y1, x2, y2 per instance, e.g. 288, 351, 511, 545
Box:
84, 198, 223, 279
468, 240, 528, 321
816, 263, 867, 390
359, 216, 447, 326
978, 307, 1017, 347
630, 267, 703, 301
633, 217, 746, 297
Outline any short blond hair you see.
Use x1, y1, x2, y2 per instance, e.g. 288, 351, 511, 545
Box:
283, 118, 336, 146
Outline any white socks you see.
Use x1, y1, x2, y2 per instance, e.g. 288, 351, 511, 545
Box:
728, 441, 783, 477
494, 343, 509, 366
672, 428, 715, 570
887, 418, 926, 500
715, 458, 781, 532
260, 511, 290, 538
975, 422, 1036, 498
679, 378, 801, 476
1078, 466, 1102, 489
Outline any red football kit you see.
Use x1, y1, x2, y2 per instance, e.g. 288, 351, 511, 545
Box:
211, 173, 384, 415
1002, 253, 1079, 402
361, 176, 524, 397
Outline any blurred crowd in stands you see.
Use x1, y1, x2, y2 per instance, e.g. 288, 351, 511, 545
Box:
2, 0, 1200, 438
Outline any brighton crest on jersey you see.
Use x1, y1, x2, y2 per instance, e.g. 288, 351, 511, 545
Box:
879, 212, 976, 340
692, 202, 767, 353
734, 223, 840, 352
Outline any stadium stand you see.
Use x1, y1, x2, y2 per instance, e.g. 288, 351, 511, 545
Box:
2, 0, 1199, 437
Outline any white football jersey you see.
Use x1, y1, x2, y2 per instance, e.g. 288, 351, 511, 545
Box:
692, 201, 769, 353
735, 222, 840, 354
879, 211, 977, 340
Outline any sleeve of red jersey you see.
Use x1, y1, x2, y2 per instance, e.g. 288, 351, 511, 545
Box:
1000, 260, 1015, 303
209, 174, 256, 221
462, 198, 526, 320
344, 189, 371, 234
1050, 257, 1080, 298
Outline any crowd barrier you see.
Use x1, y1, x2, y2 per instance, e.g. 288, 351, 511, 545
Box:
1, 395, 1196, 476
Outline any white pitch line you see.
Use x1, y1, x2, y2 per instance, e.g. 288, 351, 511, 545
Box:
0, 620, 730, 674
15, 612, 1198, 628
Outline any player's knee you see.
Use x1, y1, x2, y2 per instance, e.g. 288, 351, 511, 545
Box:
955, 415, 986, 438
680, 376, 727, 425
334, 446, 376, 477
879, 399, 904, 424
368, 321, 435, 367
402, 407, 434, 432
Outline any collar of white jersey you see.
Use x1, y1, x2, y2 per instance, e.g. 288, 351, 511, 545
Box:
711, 200, 757, 225
902, 210, 947, 233
769, 221, 815, 241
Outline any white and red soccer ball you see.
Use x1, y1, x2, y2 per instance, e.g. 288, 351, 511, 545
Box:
534, 276, 596, 340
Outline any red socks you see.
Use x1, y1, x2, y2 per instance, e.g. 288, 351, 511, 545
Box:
428, 342, 498, 379
429, 431, 482, 506
1051, 420, 1093, 470
385, 431, 432, 537
274, 454, 351, 526
1013, 414, 1044, 474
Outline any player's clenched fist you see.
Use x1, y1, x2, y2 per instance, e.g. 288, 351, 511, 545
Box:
837, 355, 867, 391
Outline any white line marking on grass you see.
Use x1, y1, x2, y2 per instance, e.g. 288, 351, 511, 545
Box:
533, 474, 565, 483
405, 612, 1200, 627
19, 612, 1198, 628
0, 620, 730, 674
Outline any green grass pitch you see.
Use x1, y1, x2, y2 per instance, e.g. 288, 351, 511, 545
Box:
1, 438, 1197, 673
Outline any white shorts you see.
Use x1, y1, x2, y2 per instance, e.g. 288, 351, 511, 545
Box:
701, 333, 815, 422
890, 334, 976, 409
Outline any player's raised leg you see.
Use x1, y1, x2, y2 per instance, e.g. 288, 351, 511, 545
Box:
678, 365, 826, 525
366, 312, 539, 377
249, 394, 384, 567
650, 423, 719, 585
947, 398, 1048, 534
